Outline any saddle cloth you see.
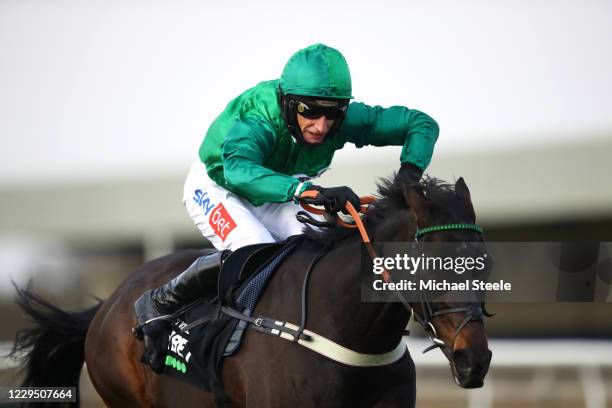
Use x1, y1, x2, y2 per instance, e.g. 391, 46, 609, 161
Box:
154, 235, 304, 394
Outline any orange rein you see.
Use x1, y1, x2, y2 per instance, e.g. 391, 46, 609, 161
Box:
298, 190, 391, 282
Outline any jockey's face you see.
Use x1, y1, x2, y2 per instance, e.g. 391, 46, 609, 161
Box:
297, 114, 334, 144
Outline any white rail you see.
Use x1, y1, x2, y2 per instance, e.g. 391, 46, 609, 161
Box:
406, 338, 612, 408
406, 338, 612, 367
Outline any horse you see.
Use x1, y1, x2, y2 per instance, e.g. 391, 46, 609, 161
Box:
10, 174, 492, 407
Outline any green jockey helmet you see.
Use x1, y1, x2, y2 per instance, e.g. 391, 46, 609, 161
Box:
279, 44, 353, 145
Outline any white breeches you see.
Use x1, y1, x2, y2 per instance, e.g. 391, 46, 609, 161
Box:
183, 161, 313, 251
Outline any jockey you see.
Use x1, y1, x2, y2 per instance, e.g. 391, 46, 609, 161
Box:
133, 43, 439, 371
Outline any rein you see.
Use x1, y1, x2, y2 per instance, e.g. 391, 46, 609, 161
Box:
219, 188, 492, 368
297, 190, 492, 355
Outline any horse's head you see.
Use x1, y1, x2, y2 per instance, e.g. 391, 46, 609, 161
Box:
405, 176, 492, 388
372, 175, 492, 388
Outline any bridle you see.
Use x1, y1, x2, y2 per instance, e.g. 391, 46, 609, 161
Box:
410, 224, 493, 355
298, 192, 494, 356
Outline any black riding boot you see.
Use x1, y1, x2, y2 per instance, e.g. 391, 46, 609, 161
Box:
132, 250, 227, 373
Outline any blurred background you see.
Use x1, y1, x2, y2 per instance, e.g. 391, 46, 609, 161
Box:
1, 0, 611, 406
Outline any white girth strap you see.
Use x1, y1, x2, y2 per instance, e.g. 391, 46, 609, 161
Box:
270, 321, 407, 367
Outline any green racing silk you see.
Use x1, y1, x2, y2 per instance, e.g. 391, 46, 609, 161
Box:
199, 80, 439, 206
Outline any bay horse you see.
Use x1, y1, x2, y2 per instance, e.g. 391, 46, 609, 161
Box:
10, 175, 492, 407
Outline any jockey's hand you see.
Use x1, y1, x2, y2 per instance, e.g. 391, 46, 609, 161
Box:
310, 185, 361, 214
397, 162, 423, 184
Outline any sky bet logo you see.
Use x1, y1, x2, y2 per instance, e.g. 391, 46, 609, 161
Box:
209, 203, 236, 241
193, 189, 215, 216
193, 189, 237, 241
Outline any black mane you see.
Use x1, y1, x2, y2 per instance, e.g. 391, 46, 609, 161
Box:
303, 173, 460, 244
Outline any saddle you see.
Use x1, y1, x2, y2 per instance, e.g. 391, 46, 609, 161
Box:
147, 235, 304, 404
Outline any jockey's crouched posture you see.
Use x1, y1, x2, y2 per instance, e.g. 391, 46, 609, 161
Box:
133, 43, 439, 372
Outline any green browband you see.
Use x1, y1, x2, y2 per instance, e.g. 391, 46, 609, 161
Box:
415, 223, 484, 240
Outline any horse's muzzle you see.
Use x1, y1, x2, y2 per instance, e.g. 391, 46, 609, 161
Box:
452, 348, 492, 388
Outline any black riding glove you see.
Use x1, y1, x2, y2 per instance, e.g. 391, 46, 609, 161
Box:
310, 185, 361, 213
397, 162, 423, 184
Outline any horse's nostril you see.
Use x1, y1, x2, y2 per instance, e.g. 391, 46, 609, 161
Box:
453, 349, 473, 376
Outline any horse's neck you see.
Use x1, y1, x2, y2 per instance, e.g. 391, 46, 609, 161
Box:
327, 212, 416, 352
307, 236, 410, 354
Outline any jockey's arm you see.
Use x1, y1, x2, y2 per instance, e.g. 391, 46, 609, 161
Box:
341, 102, 439, 172
222, 119, 308, 206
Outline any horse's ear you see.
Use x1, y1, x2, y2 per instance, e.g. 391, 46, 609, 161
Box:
455, 177, 471, 199
455, 177, 476, 222
403, 187, 429, 225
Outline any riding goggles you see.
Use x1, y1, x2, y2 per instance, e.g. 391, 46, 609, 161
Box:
293, 97, 349, 120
